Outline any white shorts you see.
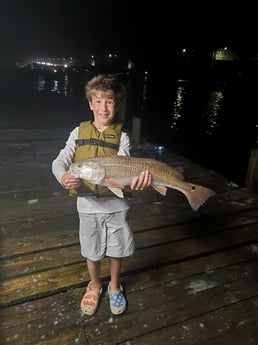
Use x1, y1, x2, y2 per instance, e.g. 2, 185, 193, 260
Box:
78, 210, 135, 261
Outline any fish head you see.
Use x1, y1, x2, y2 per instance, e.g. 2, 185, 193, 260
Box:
70, 160, 106, 185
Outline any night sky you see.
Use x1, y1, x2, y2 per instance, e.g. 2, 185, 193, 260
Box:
1, 0, 162, 65
1, 0, 257, 67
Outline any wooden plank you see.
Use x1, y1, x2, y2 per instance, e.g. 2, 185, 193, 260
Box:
118, 297, 258, 345
1, 136, 258, 345
1, 203, 257, 262
0, 196, 77, 223
1, 257, 258, 345
2, 208, 258, 279
0, 186, 66, 202
1, 181, 258, 229
0, 129, 71, 141
35, 330, 88, 345
0, 180, 258, 234
82, 276, 258, 345
201, 321, 258, 345
0, 138, 235, 204
1, 246, 82, 280
0, 214, 79, 259
35, 330, 89, 345
1, 220, 258, 306
1, 248, 255, 332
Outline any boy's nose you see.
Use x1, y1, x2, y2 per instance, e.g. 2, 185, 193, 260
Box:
102, 102, 108, 110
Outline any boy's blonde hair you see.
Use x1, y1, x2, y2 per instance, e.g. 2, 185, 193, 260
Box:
85, 74, 126, 108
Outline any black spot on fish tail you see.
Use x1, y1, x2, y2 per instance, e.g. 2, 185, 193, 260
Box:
187, 184, 216, 211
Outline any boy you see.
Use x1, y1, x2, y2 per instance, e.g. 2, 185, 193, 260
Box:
52, 74, 151, 316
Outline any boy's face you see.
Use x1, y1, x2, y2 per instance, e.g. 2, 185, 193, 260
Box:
89, 91, 117, 128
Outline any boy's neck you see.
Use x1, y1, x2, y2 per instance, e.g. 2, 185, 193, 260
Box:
93, 121, 109, 131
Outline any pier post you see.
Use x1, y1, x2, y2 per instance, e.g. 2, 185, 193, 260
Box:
117, 94, 126, 123
245, 148, 258, 193
132, 116, 141, 145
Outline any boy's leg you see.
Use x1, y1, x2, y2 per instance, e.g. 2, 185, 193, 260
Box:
86, 259, 102, 291
109, 257, 122, 291
80, 259, 102, 315
108, 257, 127, 315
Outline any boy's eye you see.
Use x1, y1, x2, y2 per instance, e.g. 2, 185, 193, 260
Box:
93, 99, 114, 106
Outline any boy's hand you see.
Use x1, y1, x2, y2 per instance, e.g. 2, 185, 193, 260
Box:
130, 171, 152, 191
61, 171, 81, 189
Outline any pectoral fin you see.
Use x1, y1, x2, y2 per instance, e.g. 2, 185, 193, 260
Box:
105, 178, 125, 197
106, 178, 125, 188
152, 185, 167, 196
108, 187, 124, 198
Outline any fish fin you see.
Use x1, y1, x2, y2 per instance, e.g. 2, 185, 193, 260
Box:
152, 185, 168, 196
106, 178, 124, 188
108, 187, 124, 198
184, 184, 216, 211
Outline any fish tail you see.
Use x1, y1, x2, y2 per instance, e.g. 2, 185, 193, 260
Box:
185, 184, 216, 211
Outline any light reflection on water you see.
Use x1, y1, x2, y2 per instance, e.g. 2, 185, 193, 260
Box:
36, 74, 69, 95
34, 71, 224, 143
37, 76, 45, 91
64, 75, 69, 97
201, 90, 223, 136
51, 80, 59, 93
34, 74, 225, 142
171, 86, 184, 131
167, 82, 224, 138
141, 74, 257, 186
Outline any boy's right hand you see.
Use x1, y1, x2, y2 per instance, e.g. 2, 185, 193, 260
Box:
61, 171, 81, 189
130, 171, 152, 191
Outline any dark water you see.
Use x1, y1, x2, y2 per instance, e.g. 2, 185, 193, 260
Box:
142, 76, 257, 187
0, 66, 257, 187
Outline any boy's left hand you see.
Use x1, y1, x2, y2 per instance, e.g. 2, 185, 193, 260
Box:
130, 171, 152, 191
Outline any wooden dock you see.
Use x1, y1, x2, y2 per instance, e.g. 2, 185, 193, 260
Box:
1, 127, 258, 345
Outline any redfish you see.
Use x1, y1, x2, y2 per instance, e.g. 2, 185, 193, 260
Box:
70, 155, 216, 211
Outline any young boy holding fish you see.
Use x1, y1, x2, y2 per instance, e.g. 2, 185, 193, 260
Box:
52, 74, 151, 316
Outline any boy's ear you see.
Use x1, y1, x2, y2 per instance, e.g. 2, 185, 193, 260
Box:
88, 101, 93, 111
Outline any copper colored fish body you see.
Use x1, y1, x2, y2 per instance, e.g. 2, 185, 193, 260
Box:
70, 156, 216, 211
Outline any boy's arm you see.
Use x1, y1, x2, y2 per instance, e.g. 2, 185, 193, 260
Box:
52, 127, 78, 185
117, 131, 132, 156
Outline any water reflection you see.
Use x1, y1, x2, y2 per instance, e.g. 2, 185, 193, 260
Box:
51, 80, 59, 93
170, 83, 224, 137
36, 74, 70, 95
37, 76, 45, 91
64, 75, 69, 97
171, 85, 185, 130
201, 90, 223, 136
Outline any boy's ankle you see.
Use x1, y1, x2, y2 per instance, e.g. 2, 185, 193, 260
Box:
108, 282, 120, 292
90, 282, 102, 291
